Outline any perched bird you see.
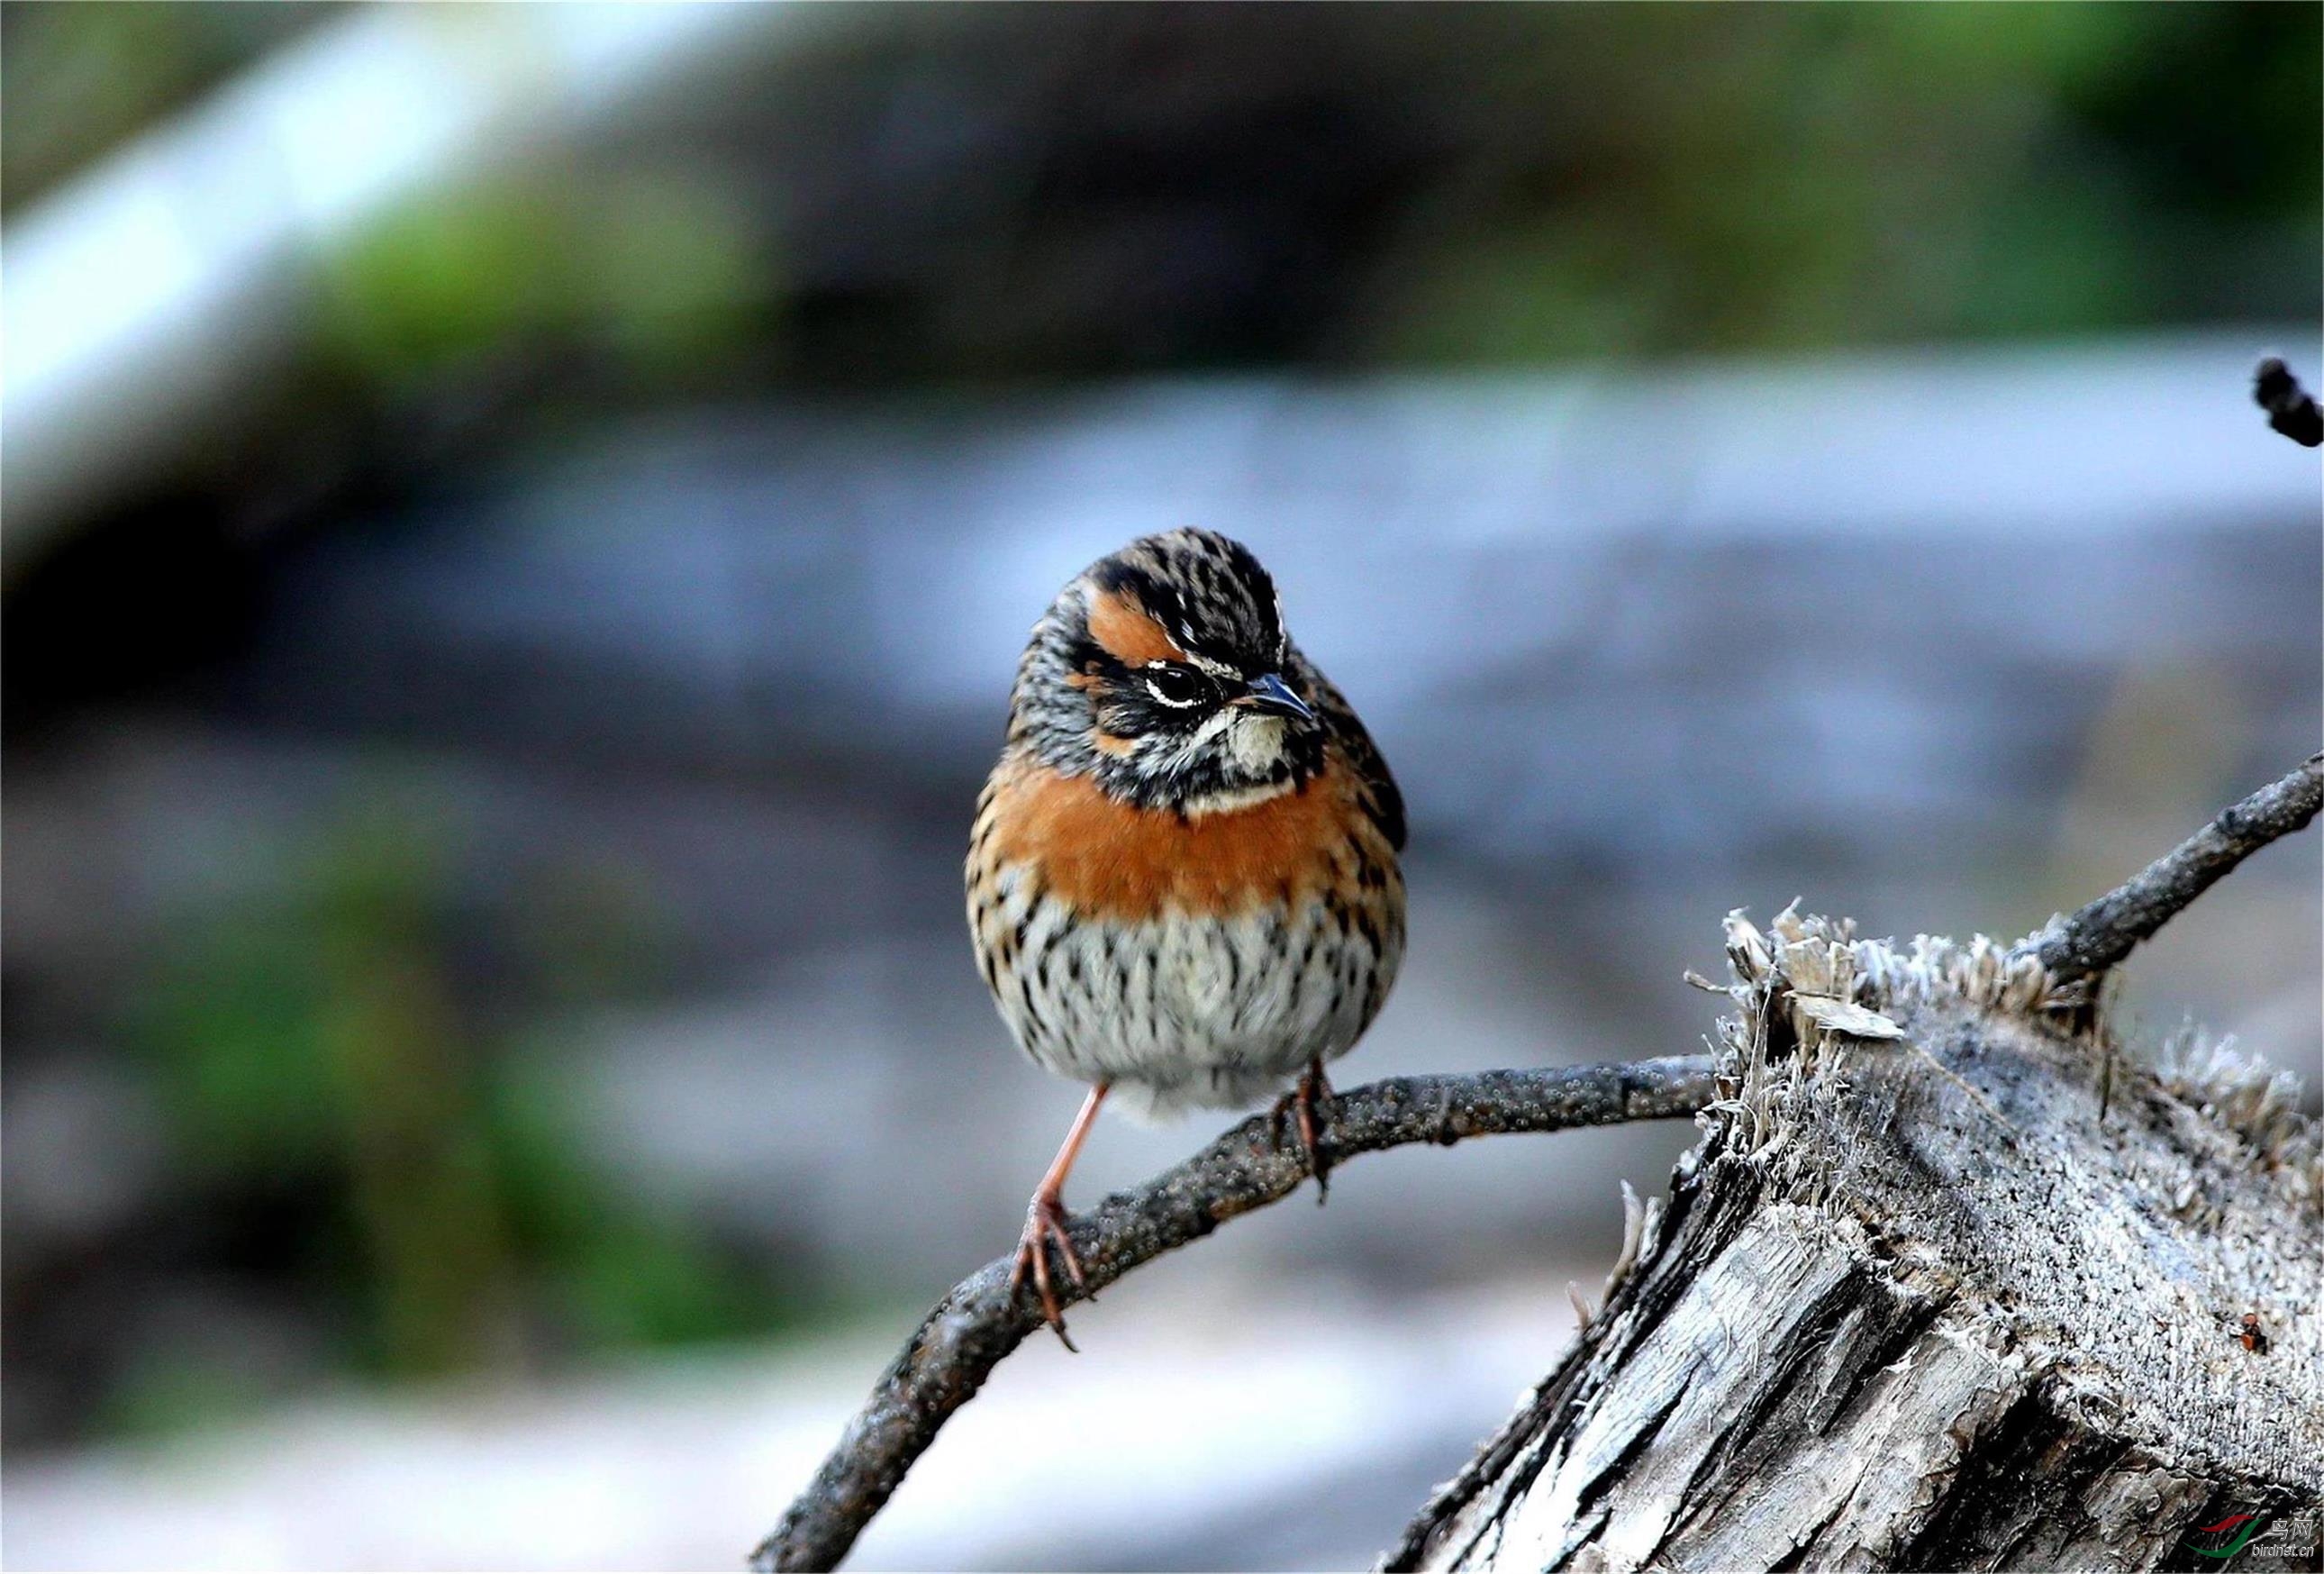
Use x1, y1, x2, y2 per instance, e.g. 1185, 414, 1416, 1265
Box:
967, 529, 1406, 1343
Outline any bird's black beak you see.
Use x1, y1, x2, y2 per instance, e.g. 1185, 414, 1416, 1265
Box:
1241, 672, 1316, 723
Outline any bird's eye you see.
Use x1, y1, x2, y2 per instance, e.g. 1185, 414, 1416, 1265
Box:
1142, 667, 1210, 708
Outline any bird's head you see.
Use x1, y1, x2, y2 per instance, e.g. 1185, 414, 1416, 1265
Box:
1012, 529, 1329, 813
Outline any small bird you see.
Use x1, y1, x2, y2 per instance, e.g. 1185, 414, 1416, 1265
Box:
967, 529, 1406, 1343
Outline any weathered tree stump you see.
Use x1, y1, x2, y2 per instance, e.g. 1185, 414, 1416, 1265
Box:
1387, 910, 2321, 1573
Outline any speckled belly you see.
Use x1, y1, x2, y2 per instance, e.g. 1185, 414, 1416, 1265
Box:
979, 866, 1403, 1123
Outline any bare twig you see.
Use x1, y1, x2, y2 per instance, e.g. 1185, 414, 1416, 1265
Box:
749, 1055, 1720, 1572
2255, 358, 2324, 447
2031, 753, 2324, 984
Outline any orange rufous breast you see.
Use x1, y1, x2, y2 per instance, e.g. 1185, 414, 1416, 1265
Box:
980, 759, 1348, 921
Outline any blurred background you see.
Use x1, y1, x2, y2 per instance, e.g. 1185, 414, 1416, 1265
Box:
4, 5, 2319, 1569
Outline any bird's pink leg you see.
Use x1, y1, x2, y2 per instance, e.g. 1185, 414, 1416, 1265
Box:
1010, 1082, 1107, 1349
1271, 1056, 1338, 1203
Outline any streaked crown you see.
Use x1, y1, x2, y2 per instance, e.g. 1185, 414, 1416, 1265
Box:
1010, 529, 1327, 812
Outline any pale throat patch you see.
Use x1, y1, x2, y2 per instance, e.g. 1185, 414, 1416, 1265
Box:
1222, 710, 1289, 775
1177, 778, 1302, 817
1166, 711, 1297, 817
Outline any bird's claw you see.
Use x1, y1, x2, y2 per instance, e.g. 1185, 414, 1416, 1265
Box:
1271, 1060, 1338, 1203
1010, 1192, 1085, 1350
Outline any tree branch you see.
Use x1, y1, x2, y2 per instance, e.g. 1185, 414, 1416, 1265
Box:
2031, 752, 2324, 983
2255, 357, 2323, 447
753, 749, 2324, 1570
749, 1055, 1720, 1572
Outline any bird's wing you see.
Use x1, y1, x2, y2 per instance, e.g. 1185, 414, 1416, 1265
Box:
1300, 656, 1406, 853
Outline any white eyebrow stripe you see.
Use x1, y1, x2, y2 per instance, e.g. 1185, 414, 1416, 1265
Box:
1169, 630, 1242, 680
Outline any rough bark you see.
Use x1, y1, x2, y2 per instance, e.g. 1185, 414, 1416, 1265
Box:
1386, 911, 2322, 1574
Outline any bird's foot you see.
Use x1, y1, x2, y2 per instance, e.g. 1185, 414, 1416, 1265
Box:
1009, 1190, 1086, 1351
1270, 1060, 1339, 1203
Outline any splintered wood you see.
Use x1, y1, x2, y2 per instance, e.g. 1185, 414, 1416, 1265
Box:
1392, 910, 2321, 1574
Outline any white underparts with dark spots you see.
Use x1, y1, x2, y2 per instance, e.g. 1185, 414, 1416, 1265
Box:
984, 860, 1403, 1124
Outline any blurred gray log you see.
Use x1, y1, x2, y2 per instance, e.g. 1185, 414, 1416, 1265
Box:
260, 332, 2322, 882
1386, 905, 2322, 1574
0, 2, 817, 563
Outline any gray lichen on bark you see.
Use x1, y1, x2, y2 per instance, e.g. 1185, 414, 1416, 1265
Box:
1391, 908, 2321, 1574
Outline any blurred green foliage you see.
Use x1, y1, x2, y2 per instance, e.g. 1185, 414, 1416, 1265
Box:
313, 171, 772, 388
126, 779, 799, 1422
1370, 5, 2319, 361
0, 3, 335, 214
6, 3, 2311, 392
